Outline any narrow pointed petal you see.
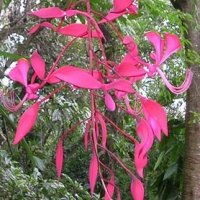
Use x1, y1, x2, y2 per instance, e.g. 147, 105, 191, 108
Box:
145, 31, 163, 64
112, 0, 132, 13
142, 98, 168, 136
116, 62, 146, 77
58, 23, 88, 37
104, 174, 115, 200
161, 33, 181, 63
130, 178, 144, 200
31, 7, 66, 18
13, 103, 39, 144
157, 68, 193, 94
134, 143, 148, 177
128, 4, 138, 14
9, 58, 30, 87
104, 92, 116, 111
149, 116, 161, 141
56, 140, 64, 178
105, 79, 134, 93
28, 23, 40, 35
96, 112, 107, 147
123, 35, 139, 54
28, 22, 55, 35
136, 119, 154, 156
30, 51, 46, 80
99, 11, 126, 23
89, 153, 98, 195
53, 66, 102, 89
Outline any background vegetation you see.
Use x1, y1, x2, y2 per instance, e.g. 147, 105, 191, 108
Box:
0, 0, 195, 199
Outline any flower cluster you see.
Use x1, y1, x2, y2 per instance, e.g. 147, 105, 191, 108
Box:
1, 0, 192, 199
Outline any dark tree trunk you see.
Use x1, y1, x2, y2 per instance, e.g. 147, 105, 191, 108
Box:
171, 0, 200, 199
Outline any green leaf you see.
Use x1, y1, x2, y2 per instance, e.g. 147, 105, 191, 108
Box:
0, 51, 27, 60
154, 151, 165, 171
33, 156, 45, 171
3, 0, 12, 8
163, 163, 178, 180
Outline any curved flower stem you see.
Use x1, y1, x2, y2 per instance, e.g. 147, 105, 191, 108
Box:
1, 93, 28, 112
38, 83, 67, 104
157, 68, 193, 94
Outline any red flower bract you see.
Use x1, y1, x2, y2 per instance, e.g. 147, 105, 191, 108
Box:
13, 103, 39, 144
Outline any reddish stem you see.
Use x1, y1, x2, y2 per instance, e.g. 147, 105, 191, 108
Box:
101, 114, 137, 144
98, 143, 136, 178
40, 38, 78, 88
60, 117, 90, 141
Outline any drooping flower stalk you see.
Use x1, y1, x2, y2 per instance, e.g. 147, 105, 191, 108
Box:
1, 0, 193, 199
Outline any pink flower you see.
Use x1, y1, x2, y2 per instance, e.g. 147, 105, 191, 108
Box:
134, 119, 154, 177
9, 51, 46, 99
141, 98, 168, 141
13, 102, 40, 144
145, 31, 193, 94
131, 178, 144, 200
99, 0, 138, 23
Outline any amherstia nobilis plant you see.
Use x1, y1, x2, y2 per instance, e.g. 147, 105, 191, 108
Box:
0, 0, 193, 199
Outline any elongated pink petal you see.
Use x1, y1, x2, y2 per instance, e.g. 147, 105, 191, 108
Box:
128, 4, 138, 14
56, 140, 64, 178
112, 0, 132, 13
96, 112, 107, 147
105, 79, 134, 93
157, 68, 193, 94
47, 75, 61, 84
13, 103, 39, 144
161, 33, 181, 63
53, 66, 102, 89
145, 31, 163, 64
121, 54, 139, 65
136, 119, 154, 156
31, 7, 66, 18
89, 153, 98, 195
99, 11, 126, 23
28, 23, 40, 35
58, 23, 88, 37
123, 35, 138, 54
9, 58, 30, 87
104, 174, 115, 200
65, 10, 77, 17
142, 98, 168, 137
40, 22, 55, 29
28, 22, 55, 35
116, 62, 146, 77
134, 143, 148, 177
30, 51, 46, 80
104, 92, 116, 112
130, 178, 144, 200
47, 65, 86, 84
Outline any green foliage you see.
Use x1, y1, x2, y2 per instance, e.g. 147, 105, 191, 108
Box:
146, 119, 185, 200
0, 150, 99, 200
0, 0, 194, 199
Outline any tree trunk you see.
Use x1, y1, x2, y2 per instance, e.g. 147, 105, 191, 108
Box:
171, 0, 200, 199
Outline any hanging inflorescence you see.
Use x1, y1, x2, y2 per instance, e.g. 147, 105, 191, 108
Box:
0, 0, 192, 199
